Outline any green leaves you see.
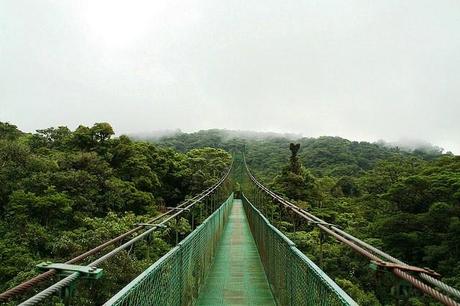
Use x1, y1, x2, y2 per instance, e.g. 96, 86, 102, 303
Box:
91, 123, 114, 143
335, 278, 381, 306
182, 147, 232, 193
0, 122, 22, 140
0, 122, 234, 300
6, 188, 74, 227
271, 164, 320, 204
239, 138, 459, 305
71, 123, 114, 150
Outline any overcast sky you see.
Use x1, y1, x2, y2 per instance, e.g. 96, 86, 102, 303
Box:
1, 1, 459, 153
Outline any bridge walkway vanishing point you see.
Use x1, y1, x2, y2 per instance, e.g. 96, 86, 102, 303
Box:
8, 157, 460, 306
104, 193, 356, 306
196, 199, 275, 305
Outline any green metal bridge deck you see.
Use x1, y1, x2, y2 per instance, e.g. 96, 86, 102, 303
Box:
104, 194, 357, 306
13, 159, 460, 306
196, 199, 275, 305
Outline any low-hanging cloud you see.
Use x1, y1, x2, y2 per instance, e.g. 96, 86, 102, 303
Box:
1, 0, 459, 153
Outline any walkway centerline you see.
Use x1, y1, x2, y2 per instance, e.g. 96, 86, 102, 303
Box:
196, 199, 275, 305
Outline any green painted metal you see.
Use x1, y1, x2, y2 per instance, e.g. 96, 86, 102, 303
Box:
36, 262, 103, 279
105, 192, 356, 306
242, 194, 358, 306
196, 199, 275, 305
103, 193, 234, 306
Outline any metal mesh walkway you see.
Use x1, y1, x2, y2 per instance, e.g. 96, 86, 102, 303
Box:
104, 194, 235, 306
196, 199, 275, 305
104, 194, 356, 306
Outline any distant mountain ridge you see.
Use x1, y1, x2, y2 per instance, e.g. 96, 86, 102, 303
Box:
129, 128, 302, 142
130, 128, 446, 155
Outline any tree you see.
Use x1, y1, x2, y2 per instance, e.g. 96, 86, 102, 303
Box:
91, 122, 114, 143
272, 144, 320, 203
33, 126, 72, 149
0, 122, 22, 140
386, 176, 432, 213
6, 188, 73, 228
72, 125, 94, 150
0, 122, 237, 304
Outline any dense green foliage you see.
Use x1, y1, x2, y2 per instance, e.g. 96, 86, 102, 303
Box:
0, 122, 231, 304
152, 129, 459, 305
268, 151, 460, 305
2, 125, 458, 305
153, 129, 444, 178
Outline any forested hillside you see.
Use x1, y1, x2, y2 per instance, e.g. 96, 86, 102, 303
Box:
151, 129, 460, 305
151, 129, 445, 179
2, 125, 458, 305
0, 122, 231, 304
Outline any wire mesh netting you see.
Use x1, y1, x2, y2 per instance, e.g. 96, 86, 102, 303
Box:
105, 192, 356, 306
242, 194, 358, 306
104, 193, 234, 306
195, 199, 275, 305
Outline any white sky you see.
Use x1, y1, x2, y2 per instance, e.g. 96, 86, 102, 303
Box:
1, 0, 459, 153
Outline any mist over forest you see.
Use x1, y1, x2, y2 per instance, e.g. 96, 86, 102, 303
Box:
1, 121, 459, 305
131, 129, 448, 155
1, 0, 460, 304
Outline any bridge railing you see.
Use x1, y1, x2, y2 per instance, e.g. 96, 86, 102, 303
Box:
12, 162, 233, 305
243, 154, 460, 306
104, 193, 234, 306
242, 194, 357, 306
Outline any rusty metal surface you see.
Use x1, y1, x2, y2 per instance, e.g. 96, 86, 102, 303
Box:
243, 154, 460, 306
7, 163, 234, 305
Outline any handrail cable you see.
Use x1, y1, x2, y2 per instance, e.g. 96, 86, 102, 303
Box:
13, 161, 233, 305
0, 186, 213, 301
243, 154, 459, 306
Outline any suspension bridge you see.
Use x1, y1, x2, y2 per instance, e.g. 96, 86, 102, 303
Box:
1, 156, 460, 305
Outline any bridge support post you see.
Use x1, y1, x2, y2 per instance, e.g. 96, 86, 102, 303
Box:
178, 243, 183, 306
175, 215, 180, 245
319, 231, 325, 269
291, 210, 296, 233
191, 209, 195, 230
59, 280, 76, 305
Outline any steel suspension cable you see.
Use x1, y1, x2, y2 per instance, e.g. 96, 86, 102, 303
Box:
0, 185, 216, 302
0, 192, 207, 302
20, 163, 232, 306
20, 191, 215, 306
329, 225, 460, 300
7, 162, 233, 305
243, 154, 460, 306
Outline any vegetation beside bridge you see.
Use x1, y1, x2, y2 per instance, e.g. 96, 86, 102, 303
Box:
1, 124, 459, 305
0, 122, 231, 304
155, 129, 460, 305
